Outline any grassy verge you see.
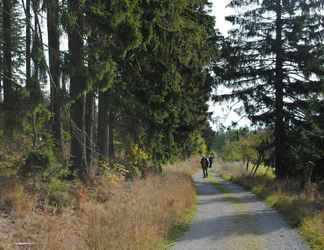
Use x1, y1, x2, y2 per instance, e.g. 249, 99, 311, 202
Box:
217, 161, 324, 250
159, 206, 196, 249
0, 157, 199, 250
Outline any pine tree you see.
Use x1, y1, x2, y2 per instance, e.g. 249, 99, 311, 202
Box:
2, 0, 24, 133
25, 0, 31, 90
218, 0, 324, 178
47, 0, 64, 155
119, 0, 217, 167
84, 0, 142, 161
3, 0, 14, 131
67, 0, 87, 177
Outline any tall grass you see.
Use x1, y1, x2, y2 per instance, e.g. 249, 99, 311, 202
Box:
217, 160, 324, 250
0, 158, 198, 250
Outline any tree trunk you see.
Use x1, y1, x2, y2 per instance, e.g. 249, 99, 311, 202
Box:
97, 91, 109, 160
0, 41, 2, 104
3, 0, 14, 133
108, 111, 115, 159
47, 0, 64, 156
68, 0, 87, 178
274, 0, 287, 179
26, 0, 31, 90
0, 0, 2, 103
97, 91, 115, 161
86, 91, 95, 169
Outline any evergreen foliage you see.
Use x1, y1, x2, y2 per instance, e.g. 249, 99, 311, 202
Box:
0, 0, 218, 179
216, 0, 324, 179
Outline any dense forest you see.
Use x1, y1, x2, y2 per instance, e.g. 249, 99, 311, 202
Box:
0, 0, 217, 181
0, 0, 323, 190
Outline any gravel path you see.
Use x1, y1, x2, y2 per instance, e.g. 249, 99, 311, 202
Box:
172, 171, 310, 250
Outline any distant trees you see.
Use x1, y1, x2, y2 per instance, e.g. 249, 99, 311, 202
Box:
217, 0, 324, 179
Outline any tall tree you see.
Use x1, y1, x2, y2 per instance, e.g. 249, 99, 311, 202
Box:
217, 0, 324, 178
25, 0, 31, 90
120, 0, 217, 167
84, 0, 142, 161
2, 0, 14, 132
0, 0, 3, 103
47, 0, 64, 155
67, 0, 87, 177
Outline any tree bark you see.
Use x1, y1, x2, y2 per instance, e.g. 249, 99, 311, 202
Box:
26, 0, 31, 90
0, 38, 2, 103
108, 111, 115, 159
47, 0, 64, 156
274, 0, 287, 179
68, 0, 87, 178
0, 0, 2, 103
97, 90, 109, 160
31, 3, 42, 100
86, 91, 95, 169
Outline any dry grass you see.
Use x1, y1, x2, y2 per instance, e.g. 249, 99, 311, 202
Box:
0, 158, 198, 250
83, 173, 195, 250
0, 178, 36, 217
216, 160, 324, 250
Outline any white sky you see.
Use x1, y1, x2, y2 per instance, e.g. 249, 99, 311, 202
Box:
208, 0, 251, 130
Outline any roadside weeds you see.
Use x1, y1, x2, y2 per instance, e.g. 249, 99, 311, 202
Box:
0, 158, 199, 250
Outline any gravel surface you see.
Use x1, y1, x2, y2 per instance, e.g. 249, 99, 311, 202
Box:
172, 171, 310, 250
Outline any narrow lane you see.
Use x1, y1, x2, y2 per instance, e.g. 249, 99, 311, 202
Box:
172, 172, 309, 250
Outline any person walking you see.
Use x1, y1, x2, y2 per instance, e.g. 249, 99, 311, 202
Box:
200, 156, 209, 178
209, 155, 214, 168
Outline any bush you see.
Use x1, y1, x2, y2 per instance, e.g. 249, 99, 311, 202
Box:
47, 178, 71, 208
19, 149, 69, 181
17, 149, 71, 209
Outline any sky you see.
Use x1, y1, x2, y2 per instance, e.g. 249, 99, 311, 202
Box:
208, 0, 251, 130
210, 0, 232, 34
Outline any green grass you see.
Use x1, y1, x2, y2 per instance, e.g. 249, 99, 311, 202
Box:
157, 206, 196, 249
167, 207, 196, 242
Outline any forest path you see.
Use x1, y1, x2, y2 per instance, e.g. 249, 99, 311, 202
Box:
171, 170, 309, 250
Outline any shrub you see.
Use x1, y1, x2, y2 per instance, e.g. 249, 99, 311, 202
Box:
19, 149, 69, 181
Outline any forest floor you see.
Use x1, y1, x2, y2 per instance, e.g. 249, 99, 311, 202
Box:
171, 170, 309, 250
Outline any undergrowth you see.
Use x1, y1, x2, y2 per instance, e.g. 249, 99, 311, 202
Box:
0, 157, 199, 250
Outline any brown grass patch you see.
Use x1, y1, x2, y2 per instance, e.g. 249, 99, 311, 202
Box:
0, 178, 36, 217
0, 158, 197, 250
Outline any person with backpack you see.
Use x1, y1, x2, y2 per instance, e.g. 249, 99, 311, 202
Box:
200, 156, 209, 178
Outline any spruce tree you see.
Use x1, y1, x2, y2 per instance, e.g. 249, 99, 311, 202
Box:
84, 0, 142, 161
218, 0, 324, 178
47, 0, 64, 155
120, 0, 217, 167
2, 0, 24, 134
3, 0, 14, 131
67, 0, 87, 177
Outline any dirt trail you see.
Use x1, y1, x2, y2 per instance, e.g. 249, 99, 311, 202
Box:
172, 172, 309, 250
